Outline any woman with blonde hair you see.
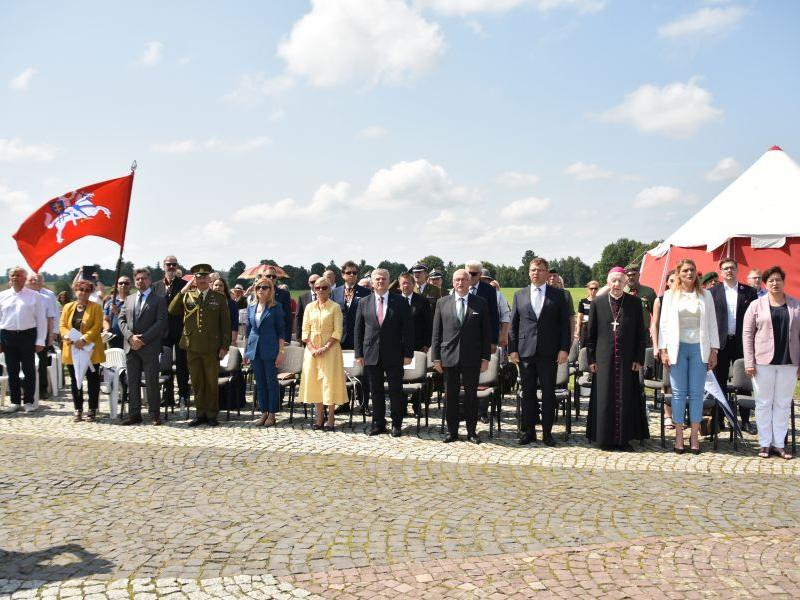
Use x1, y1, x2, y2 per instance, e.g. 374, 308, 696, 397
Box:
658, 259, 719, 454
60, 279, 105, 422
299, 278, 348, 431
245, 277, 285, 427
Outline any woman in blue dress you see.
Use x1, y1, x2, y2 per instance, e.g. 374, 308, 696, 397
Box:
245, 278, 285, 426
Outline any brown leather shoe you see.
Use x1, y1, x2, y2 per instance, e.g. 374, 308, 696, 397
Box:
151, 417, 162, 426
120, 415, 142, 426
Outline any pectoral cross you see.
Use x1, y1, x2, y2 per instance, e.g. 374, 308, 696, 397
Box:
611, 319, 619, 332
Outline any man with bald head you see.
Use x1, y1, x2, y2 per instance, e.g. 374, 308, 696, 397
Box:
432, 269, 491, 444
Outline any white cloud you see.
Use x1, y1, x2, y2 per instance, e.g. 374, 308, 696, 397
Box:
633, 186, 697, 209
0, 183, 32, 215
199, 220, 233, 244
356, 126, 388, 140
231, 182, 351, 223
658, 6, 746, 40
598, 77, 723, 138
360, 159, 473, 209
563, 161, 613, 181
151, 140, 196, 154
308, 181, 351, 213
0, 138, 56, 162
417, 0, 604, 16
223, 72, 295, 105
151, 137, 270, 154
475, 223, 552, 245
705, 156, 742, 182
496, 171, 540, 187
139, 41, 163, 66
10, 67, 37, 91
278, 0, 444, 88
500, 196, 551, 219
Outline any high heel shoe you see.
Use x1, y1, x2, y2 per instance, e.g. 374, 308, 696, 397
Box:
690, 447, 701, 455
312, 423, 324, 431
673, 445, 685, 455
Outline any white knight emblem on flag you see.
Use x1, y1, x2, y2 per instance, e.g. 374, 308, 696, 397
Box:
43, 191, 112, 244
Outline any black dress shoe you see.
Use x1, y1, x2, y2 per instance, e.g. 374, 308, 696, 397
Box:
206, 418, 219, 427
391, 427, 402, 437
543, 433, 557, 447
467, 433, 481, 445
368, 426, 387, 436
188, 416, 207, 427
746, 422, 758, 435
443, 433, 458, 443
479, 415, 489, 425
619, 443, 634, 452
518, 430, 537, 445
120, 415, 142, 426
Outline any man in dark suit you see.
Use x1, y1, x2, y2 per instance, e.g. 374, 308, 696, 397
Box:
332, 260, 370, 350
118, 268, 168, 425
465, 260, 499, 351
397, 272, 432, 351
354, 268, 414, 437
262, 266, 292, 344
509, 257, 571, 446
151, 255, 189, 406
711, 257, 759, 432
432, 269, 491, 444
294, 273, 319, 340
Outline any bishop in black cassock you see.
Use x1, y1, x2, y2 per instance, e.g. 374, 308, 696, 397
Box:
586, 268, 649, 450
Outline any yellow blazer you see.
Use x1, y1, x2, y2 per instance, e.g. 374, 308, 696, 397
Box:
60, 301, 106, 365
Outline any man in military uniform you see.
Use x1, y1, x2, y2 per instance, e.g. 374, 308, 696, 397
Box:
168, 264, 231, 427
411, 263, 442, 309
624, 263, 657, 343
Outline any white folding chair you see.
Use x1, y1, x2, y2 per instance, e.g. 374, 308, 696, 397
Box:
102, 348, 127, 420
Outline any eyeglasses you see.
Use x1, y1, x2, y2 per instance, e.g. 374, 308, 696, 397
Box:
256, 285, 272, 291
164, 262, 178, 267
314, 286, 330, 291
468, 271, 480, 277
263, 274, 277, 279
118, 281, 130, 286
343, 271, 358, 276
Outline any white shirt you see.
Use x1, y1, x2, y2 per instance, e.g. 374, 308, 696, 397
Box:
403, 294, 413, 306
496, 290, 511, 324
374, 292, 389, 320
35, 287, 60, 321
723, 281, 738, 336
530, 283, 546, 317
0, 287, 47, 345
135, 287, 152, 313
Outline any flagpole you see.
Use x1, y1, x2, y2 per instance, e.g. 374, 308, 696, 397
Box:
111, 161, 137, 305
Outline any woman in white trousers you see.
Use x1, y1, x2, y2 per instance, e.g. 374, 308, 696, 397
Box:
742, 266, 800, 459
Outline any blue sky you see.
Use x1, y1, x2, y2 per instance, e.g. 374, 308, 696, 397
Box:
2, 0, 798, 274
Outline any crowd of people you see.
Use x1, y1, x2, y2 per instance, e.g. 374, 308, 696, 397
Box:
1, 254, 797, 456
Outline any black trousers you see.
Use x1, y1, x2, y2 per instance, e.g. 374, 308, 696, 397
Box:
1, 328, 37, 405
444, 364, 480, 436
166, 343, 189, 399
67, 363, 101, 411
713, 338, 751, 423
365, 362, 404, 429
36, 346, 50, 398
519, 355, 557, 435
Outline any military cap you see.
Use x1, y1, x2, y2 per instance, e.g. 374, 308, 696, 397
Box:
428, 269, 443, 279
700, 271, 718, 285
190, 263, 213, 276
410, 263, 429, 273
480, 268, 493, 279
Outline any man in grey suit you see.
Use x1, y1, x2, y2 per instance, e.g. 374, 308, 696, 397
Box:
118, 268, 168, 425
509, 257, 571, 446
432, 269, 491, 444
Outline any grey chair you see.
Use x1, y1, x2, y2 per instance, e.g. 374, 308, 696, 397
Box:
219, 346, 242, 421
278, 345, 305, 423
385, 350, 428, 433
343, 350, 366, 429
643, 349, 665, 411
449, 351, 502, 438
571, 347, 592, 422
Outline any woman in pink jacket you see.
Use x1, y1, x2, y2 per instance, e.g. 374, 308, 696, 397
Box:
742, 266, 800, 459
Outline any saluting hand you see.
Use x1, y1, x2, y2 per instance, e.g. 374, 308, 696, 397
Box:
480, 359, 489, 373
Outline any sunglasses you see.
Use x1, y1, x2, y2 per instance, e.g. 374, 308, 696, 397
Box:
256, 285, 272, 291
164, 262, 178, 267
118, 281, 131, 286
314, 286, 330, 291
468, 271, 480, 277
343, 271, 358, 276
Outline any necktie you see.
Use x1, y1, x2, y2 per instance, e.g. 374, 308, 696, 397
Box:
136, 293, 145, 317
470, 286, 477, 295
311, 293, 316, 301
407, 295, 412, 306
377, 295, 385, 325
458, 297, 466, 324
533, 287, 543, 317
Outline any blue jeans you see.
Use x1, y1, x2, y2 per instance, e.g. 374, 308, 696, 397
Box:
252, 354, 280, 413
669, 342, 706, 425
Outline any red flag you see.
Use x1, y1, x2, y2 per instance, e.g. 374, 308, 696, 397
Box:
13, 172, 134, 272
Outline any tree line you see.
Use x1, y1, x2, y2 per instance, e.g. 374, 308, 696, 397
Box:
1, 238, 660, 292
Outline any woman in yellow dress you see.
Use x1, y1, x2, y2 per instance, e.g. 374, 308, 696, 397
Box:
299, 278, 348, 431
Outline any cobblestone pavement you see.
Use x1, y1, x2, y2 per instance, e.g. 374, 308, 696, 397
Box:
1, 390, 799, 598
